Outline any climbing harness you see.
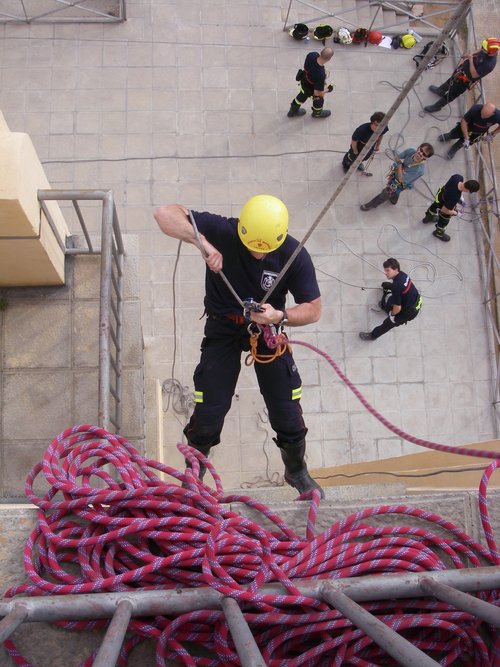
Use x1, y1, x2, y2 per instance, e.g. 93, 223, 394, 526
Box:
245, 323, 290, 366
188, 209, 295, 359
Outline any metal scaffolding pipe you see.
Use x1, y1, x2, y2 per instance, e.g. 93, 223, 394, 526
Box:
2, 567, 499, 622
98, 190, 115, 431
419, 577, 500, 628
323, 589, 440, 667
92, 599, 133, 667
221, 597, 266, 667
0, 605, 28, 643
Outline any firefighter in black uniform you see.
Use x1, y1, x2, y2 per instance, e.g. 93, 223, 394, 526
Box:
438, 102, 500, 160
288, 47, 334, 119
342, 111, 388, 173
154, 195, 324, 497
359, 258, 422, 340
424, 37, 499, 113
422, 174, 480, 242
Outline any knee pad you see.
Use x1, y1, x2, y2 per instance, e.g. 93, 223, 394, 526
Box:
312, 96, 324, 110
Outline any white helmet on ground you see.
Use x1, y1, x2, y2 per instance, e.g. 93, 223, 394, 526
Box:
337, 27, 352, 45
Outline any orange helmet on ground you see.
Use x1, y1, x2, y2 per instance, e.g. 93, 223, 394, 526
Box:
368, 31, 383, 45
482, 37, 500, 54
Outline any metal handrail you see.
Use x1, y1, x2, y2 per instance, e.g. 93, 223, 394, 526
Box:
37, 189, 125, 432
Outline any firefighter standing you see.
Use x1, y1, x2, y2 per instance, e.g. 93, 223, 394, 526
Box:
288, 47, 333, 119
342, 111, 389, 173
422, 174, 480, 242
359, 258, 422, 341
154, 195, 324, 497
424, 37, 499, 114
438, 102, 500, 160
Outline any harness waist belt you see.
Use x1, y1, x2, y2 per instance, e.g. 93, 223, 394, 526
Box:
225, 313, 246, 325
207, 310, 246, 325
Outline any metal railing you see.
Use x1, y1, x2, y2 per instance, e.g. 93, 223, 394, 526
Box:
1, 567, 499, 666
0, 0, 126, 23
38, 189, 125, 433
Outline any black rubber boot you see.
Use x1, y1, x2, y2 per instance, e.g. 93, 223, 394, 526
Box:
429, 84, 444, 96
312, 109, 331, 118
446, 141, 462, 160
287, 103, 306, 117
184, 443, 212, 482
438, 132, 451, 142
278, 438, 325, 498
433, 229, 451, 242
422, 211, 436, 223
424, 99, 446, 113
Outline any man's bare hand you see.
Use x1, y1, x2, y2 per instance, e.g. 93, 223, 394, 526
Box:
250, 303, 281, 325
203, 242, 223, 273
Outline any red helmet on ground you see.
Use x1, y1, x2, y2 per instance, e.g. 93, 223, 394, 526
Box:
368, 31, 383, 45
481, 37, 500, 54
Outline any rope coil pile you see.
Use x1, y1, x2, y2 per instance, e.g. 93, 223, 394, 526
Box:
3, 424, 499, 666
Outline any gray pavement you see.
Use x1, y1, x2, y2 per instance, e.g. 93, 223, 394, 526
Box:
0, 0, 499, 494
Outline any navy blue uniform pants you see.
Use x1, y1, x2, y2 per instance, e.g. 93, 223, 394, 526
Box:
294, 76, 324, 114
184, 316, 306, 448
371, 293, 421, 339
435, 74, 469, 105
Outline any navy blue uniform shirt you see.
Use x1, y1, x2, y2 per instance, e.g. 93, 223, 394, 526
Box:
192, 211, 321, 316
463, 50, 497, 80
303, 52, 327, 90
440, 174, 463, 210
464, 104, 500, 134
390, 271, 419, 309
352, 122, 389, 157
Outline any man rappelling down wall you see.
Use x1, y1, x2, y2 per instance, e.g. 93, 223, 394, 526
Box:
154, 195, 324, 497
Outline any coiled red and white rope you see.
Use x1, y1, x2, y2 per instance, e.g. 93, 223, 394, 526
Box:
2, 421, 499, 667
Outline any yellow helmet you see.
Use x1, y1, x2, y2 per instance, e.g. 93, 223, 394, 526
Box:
238, 195, 288, 253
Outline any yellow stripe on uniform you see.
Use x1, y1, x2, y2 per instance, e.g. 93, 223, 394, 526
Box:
194, 390, 203, 403
434, 185, 443, 204
291, 386, 302, 400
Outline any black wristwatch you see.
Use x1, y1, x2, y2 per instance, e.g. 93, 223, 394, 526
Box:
278, 309, 288, 326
